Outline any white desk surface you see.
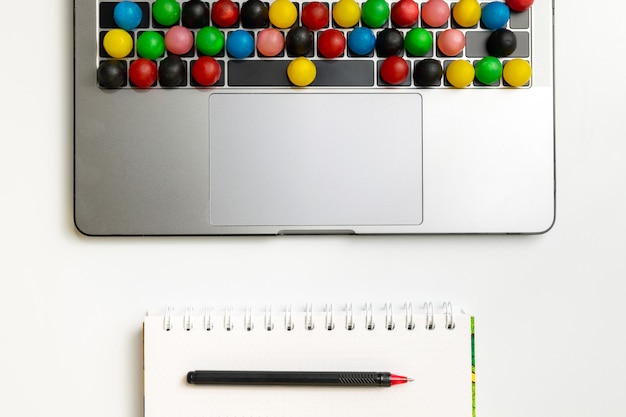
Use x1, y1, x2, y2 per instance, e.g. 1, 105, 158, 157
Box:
1, 1, 625, 416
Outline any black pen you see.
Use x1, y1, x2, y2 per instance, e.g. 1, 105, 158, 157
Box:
187, 370, 413, 387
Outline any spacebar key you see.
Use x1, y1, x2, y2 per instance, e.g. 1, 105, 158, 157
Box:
228, 60, 375, 87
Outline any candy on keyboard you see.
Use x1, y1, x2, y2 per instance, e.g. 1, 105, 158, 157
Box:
317, 28, 346, 58
487, 28, 517, 57
196, 26, 225, 56
332, 0, 361, 28
152, 0, 181, 26
159, 55, 187, 86
414, 59, 443, 86
212, 0, 240, 27
361, 0, 390, 28
452, 0, 481, 28
347, 27, 376, 56
287, 57, 317, 86
405, 27, 433, 57
390, 0, 418, 28
376, 28, 404, 57
437, 29, 465, 57
181, 0, 210, 28
165, 25, 194, 55
503, 58, 531, 87
103, 28, 134, 58
97, 0, 533, 89
301, 2, 329, 31
137, 31, 166, 59
269, 0, 298, 29
226, 29, 255, 58
380, 56, 409, 85
481, 2, 510, 30
129, 58, 158, 87
98, 60, 127, 88
256, 27, 285, 56
506, 0, 534, 13
241, 0, 270, 28
474, 56, 502, 85
191, 56, 222, 85
421, 0, 450, 28
445, 59, 474, 88
286, 26, 314, 56
114, 1, 143, 30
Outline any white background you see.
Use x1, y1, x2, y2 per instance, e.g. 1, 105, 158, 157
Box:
1, 1, 625, 416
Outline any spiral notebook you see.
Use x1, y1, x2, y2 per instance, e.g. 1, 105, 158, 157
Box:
143, 303, 475, 417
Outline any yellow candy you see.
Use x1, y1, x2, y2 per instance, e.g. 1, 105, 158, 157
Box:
452, 0, 481, 28
269, 0, 298, 29
103, 28, 133, 58
287, 57, 317, 86
446, 60, 475, 88
503, 59, 532, 87
332, 0, 361, 28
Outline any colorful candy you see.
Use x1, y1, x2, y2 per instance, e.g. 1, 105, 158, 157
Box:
256, 28, 284, 57
347, 27, 376, 56
226, 29, 255, 58
137, 31, 165, 59
333, 0, 361, 28
481, 2, 510, 30
196, 26, 225, 56
506, 0, 534, 12
113, 1, 143, 31
301, 2, 329, 31
421, 0, 450, 28
269, 0, 298, 29
103, 29, 134, 58
287, 57, 317, 86
212, 0, 240, 27
380, 56, 409, 85
192, 56, 222, 86
390, 0, 419, 28
361, 0, 390, 29
503, 59, 532, 87
129, 58, 158, 88
452, 0, 481, 28
152, 0, 181, 27
404, 28, 432, 57
164, 26, 194, 55
317, 29, 346, 58
437, 29, 465, 57
446, 60, 475, 88
474, 56, 502, 85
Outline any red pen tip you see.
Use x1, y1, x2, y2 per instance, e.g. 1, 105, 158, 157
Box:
389, 374, 413, 386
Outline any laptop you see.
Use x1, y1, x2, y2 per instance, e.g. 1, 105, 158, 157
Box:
74, 0, 555, 235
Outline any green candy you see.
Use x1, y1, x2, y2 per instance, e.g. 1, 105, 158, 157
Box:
152, 0, 181, 26
474, 56, 503, 85
136, 31, 165, 59
361, 0, 390, 28
196, 27, 225, 56
405, 28, 432, 57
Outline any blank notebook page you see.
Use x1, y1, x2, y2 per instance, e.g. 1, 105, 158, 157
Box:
143, 306, 474, 417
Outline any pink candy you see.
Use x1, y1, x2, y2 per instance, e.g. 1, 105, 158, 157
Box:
421, 0, 450, 28
437, 29, 466, 56
256, 28, 285, 57
164, 26, 194, 55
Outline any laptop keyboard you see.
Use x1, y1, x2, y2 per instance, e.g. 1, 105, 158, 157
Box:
96, 0, 533, 89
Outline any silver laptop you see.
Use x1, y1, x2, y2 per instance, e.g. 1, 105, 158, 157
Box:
74, 0, 555, 235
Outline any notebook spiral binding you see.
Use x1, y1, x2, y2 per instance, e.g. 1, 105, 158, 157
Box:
163, 302, 457, 333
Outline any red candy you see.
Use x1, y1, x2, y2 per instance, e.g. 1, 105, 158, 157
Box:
192, 56, 222, 86
301, 2, 329, 30
317, 29, 346, 58
380, 56, 409, 85
506, 0, 534, 12
212, 0, 240, 27
390, 0, 419, 28
129, 58, 157, 88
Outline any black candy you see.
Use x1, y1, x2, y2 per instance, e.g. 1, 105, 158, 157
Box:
376, 28, 404, 57
182, 0, 210, 28
97, 60, 126, 88
240, 0, 269, 28
414, 59, 442, 86
159, 56, 187, 86
487, 29, 517, 57
285, 26, 314, 56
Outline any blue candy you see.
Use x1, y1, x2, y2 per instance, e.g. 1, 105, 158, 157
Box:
347, 27, 376, 56
226, 30, 255, 59
114, 1, 143, 31
481, 2, 510, 30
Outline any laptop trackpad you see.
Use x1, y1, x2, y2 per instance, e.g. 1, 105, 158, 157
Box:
209, 92, 423, 227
